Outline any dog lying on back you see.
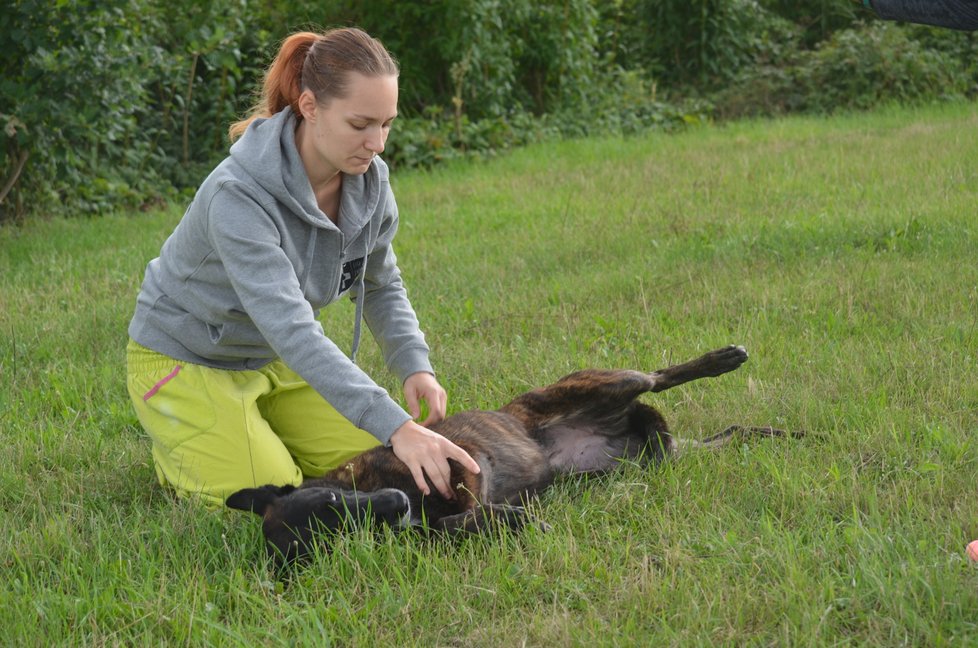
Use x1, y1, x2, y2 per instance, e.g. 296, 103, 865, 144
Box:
227, 345, 789, 563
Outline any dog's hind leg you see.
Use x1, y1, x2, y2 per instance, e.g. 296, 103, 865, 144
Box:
501, 346, 748, 427
648, 345, 749, 393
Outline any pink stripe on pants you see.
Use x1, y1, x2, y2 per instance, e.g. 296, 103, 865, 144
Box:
143, 365, 183, 401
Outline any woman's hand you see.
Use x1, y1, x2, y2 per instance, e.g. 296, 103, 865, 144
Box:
402, 371, 447, 426
389, 420, 480, 499
393, 373, 476, 499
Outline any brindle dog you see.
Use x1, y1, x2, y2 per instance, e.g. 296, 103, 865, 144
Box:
227, 345, 789, 563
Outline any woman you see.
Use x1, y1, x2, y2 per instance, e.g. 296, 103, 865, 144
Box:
127, 28, 478, 507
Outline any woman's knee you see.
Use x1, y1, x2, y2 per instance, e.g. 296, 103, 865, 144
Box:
151, 444, 303, 507
295, 437, 381, 478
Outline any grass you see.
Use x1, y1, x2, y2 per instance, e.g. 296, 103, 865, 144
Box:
1, 101, 977, 645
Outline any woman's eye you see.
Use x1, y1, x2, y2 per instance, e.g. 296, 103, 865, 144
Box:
351, 123, 368, 131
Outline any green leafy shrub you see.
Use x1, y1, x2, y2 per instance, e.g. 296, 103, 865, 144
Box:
2, 0, 974, 221
801, 22, 966, 112
0, 0, 166, 220
902, 24, 978, 98
0, 0, 263, 221
714, 21, 975, 119
759, 0, 861, 47
384, 71, 708, 171
612, 0, 784, 88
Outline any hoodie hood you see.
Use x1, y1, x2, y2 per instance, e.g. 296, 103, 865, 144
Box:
228, 106, 385, 234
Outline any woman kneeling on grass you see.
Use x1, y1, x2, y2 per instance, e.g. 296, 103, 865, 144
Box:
126, 27, 478, 507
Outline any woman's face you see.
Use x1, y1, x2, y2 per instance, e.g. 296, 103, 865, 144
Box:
299, 72, 398, 180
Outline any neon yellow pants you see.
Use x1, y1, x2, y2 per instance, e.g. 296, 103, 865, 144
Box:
126, 340, 380, 506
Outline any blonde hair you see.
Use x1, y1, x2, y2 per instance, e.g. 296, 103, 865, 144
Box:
229, 27, 399, 141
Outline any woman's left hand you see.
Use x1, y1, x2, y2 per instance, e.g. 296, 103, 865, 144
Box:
403, 372, 447, 427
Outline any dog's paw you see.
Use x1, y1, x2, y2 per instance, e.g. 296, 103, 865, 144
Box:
723, 344, 748, 362
225, 484, 293, 516
372, 488, 412, 528
705, 345, 748, 375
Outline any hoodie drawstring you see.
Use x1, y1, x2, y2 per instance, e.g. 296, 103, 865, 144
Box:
351, 272, 365, 363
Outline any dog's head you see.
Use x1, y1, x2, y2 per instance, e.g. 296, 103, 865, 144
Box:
226, 484, 412, 564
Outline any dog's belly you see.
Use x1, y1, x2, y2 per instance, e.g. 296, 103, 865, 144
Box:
540, 424, 632, 473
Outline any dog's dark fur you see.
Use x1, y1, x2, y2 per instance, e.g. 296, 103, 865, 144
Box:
227, 345, 789, 563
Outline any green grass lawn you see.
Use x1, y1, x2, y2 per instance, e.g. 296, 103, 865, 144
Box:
1, 102, 977, 646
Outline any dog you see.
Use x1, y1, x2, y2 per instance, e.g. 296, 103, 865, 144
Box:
227, 345, 790, 563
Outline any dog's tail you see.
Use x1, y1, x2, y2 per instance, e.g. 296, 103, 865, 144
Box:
700, 425, 790, 446
673, 425, 803, 455
226, 484, 296, 516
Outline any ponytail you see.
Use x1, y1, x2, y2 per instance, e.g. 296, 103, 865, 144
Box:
229, 28, 398, 142
229, 32, 315, 141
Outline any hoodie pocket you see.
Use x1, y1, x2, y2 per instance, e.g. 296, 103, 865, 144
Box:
206, 321, 266, 348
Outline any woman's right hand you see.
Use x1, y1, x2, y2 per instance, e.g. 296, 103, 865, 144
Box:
389, 420, 480, 500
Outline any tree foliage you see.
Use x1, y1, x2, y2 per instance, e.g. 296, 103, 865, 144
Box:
1, 0, 161, 216
1, 0, 974, 221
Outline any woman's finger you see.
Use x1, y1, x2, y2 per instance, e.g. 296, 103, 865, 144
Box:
423, 457, 454, 500
404, 387, 421, 420
446, 441, 480, 474
430, 387, 447, 421
407, 461, 430, 496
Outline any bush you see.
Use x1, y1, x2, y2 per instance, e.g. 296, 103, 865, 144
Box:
759, 0, 862, 47
2, 0, 974, 221
611, 0, 789, 89
0, 0, 265, 221
801, 22, 967, 112
902, 24, 978, 98
383, 71, 709, 172
0, 0, 166, 221
713, 21, 975, 119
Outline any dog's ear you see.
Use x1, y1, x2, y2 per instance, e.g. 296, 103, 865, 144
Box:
226, 484, 294, 515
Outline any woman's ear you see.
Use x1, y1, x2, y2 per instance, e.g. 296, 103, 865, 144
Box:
297, 89, 318, 122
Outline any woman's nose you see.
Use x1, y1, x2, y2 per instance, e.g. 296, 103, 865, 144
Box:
366, 131, 386, 154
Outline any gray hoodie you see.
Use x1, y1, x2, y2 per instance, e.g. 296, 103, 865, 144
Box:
129, 107, 431, 445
